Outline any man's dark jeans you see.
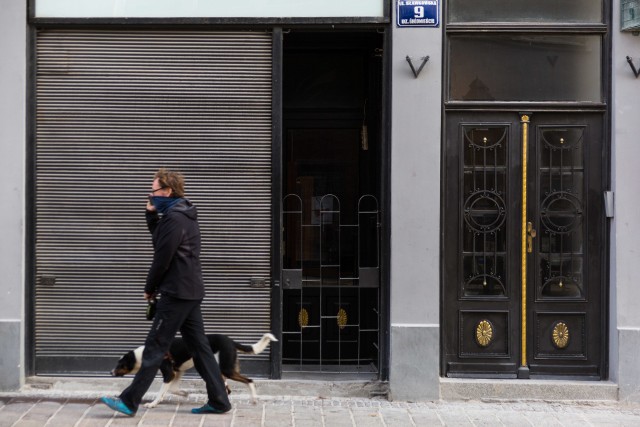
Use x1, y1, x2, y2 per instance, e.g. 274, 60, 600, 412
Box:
119, 295, 231, 412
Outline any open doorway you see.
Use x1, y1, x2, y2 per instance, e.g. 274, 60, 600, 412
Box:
281, 31, 384, 377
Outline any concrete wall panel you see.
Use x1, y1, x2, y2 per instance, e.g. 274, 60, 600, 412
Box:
0, 0, 26, 391
612, 0, 640, 401
389, 5, 442, 398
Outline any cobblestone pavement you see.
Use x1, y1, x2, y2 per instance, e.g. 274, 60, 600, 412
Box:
1, 393, 640, 427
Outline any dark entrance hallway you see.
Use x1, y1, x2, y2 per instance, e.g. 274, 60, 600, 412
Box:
280, 31, 384, 376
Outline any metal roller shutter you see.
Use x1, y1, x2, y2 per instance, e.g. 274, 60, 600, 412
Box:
34, 29, 273, 374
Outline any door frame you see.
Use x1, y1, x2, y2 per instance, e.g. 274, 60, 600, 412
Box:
270, 27, 284, 379
270, 27, 392, 380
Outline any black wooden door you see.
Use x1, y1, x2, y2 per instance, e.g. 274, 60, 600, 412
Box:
442, 112, 606, 378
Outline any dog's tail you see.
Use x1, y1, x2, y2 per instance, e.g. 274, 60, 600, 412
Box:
235, 333, 278, 355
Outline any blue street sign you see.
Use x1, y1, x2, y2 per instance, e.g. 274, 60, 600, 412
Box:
396, 0, 439, 27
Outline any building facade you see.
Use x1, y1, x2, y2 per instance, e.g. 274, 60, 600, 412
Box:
1, 0, 639, 402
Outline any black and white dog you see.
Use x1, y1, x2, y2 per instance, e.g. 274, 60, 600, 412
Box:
111, 333, 277, 408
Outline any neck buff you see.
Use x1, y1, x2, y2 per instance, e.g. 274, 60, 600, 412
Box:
150, 196, 183, 215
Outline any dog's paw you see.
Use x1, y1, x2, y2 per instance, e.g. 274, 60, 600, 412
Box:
143, 401, 159, 409
171, 390, 188, 397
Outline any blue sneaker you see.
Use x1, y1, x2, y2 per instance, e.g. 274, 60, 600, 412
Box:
191, 403, 230, 414
100, 396, 135, 416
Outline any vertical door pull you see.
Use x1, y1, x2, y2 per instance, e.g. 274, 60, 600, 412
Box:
519, 113, 531, 377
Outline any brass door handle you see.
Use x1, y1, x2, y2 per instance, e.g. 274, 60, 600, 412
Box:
527, 221, 537, 253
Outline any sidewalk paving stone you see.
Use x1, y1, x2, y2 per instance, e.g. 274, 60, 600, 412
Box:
2, 391, 640, 427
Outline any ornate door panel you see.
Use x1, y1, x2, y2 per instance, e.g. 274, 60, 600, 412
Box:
442, 112, 606, 378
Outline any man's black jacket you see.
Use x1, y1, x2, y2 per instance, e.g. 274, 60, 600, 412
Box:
144, 198, 205, 300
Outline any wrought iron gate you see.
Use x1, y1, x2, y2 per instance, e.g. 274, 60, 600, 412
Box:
281, 194, 380, 375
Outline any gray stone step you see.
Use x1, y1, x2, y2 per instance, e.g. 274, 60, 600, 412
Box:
23, 376, 387, 400
440, 378, 619, 402
23, 376, 619, 403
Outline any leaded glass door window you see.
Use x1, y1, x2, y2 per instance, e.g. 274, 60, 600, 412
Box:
462, 126, 508, 298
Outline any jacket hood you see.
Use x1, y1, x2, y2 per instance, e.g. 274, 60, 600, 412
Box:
169, 198, 197, 220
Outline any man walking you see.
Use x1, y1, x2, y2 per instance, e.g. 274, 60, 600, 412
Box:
101, 168, 231, 416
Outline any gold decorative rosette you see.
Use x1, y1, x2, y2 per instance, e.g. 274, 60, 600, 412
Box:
337, 308, 347, 330
298, 308, 309, 329
552, 321, 569, 349
475, 319, 493, 347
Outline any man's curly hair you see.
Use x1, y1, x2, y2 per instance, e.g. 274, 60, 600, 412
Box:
154, 168, 185, 198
